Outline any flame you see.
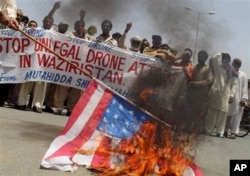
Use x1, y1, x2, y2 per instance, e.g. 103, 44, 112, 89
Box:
140, 89, 158, 102
78, 122, 195, 175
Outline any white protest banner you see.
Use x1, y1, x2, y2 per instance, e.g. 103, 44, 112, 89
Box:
0, 28, 162, 97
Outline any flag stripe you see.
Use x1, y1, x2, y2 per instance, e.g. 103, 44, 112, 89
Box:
60, 81, 97, 135
45, 81, 113, 160
91, 135, 112, 169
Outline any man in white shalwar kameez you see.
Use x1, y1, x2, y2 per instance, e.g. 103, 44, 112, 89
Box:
225, 58, 248, 139
204, 53, 237, 137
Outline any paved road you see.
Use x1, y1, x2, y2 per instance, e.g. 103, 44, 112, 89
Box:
1, 107, 250, 176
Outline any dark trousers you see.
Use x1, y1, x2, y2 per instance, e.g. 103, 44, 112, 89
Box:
0, 84, 12, 106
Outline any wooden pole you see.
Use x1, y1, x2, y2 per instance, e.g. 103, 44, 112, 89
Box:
18, 28, 93, 80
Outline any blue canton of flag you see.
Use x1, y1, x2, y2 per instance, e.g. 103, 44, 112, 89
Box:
97, 95, 152, 139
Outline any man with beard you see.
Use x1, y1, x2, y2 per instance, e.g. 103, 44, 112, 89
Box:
184, 50, 213, 133
224, 58, 248, 139
118, 22, 143, 52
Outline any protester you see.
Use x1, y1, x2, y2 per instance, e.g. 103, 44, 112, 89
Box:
42, 1, 64, 113
156, 43, 179, 65
0, 0, 19, 106
0, 6, 23, 108
7, 8, 24, 106
117, 22, 132, 49
224, 58, 248, 139
140, 38, 150, 53
184, 50, 213, 133
143, 35, 166, 60
16, 20, 48, 113
52, 10, 90, 116
26, 20, 37, 29
86, 25, 97, 40
112, 32, 121, 44
204, 53, 237, 137
95, 19, 117, 46
130, 36, 143, 52
171, 48, 194, 81
18, 2, 61, 113
68, 9, 90, 39
15, 8, 23, 23
171, 48, 194, 130
21, 15, 29, 27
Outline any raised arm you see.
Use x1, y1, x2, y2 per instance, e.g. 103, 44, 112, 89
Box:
79, 9, 85, 22
118, 22, 132, 49
47, 1, 61, 19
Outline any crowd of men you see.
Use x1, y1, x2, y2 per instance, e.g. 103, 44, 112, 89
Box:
0, 1, 249, 140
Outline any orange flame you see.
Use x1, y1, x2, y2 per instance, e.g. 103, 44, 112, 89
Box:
140, 89, 158, 102
78, 122, 195, 175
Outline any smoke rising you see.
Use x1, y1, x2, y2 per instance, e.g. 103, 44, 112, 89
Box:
60, 0, 231, 58
58, 0, 232, 134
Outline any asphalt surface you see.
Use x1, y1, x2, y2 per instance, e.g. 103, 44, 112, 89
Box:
1, 106, 250, 176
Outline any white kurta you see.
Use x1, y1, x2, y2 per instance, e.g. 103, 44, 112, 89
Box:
205, 54, 237, 134
228, 71, 248, 116
207, 56, 237, 112
0, 0, 16, 18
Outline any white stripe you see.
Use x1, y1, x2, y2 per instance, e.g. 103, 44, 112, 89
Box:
72, 130, 103, 166
41, 83, 105, 169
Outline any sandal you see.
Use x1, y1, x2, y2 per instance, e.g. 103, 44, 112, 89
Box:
33, 106, 42, 113
229, 133, 236, 139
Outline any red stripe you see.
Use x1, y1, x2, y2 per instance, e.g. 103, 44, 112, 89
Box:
46, 81, 113, 160
90, 135, 112, 169
60, 80, 97, 135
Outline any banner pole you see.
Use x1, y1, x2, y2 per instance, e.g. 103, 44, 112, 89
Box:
18, 28, 93, 79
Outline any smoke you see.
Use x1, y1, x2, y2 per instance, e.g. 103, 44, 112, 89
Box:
58, 0, 232, 132
60, 0, 231, 59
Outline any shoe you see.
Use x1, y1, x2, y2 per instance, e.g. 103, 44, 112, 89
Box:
201, 130, 211, 136
33, 106, 42, 113
54, 110, 63, 115
216, 133, 224, 138
43, 106, 54, 113
16, 105, 27, 111
3, 102, 16, 108
223, 131, 228, 138
228, 133, 236, 139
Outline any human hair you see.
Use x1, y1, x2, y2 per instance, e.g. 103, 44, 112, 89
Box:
21, 16, 29, 23
198, 50, 208, 59
74, 20, 85, 27
43, 16, 53, 22
222, 53, 231, 62
28, 20, 38, 27
184, 48, 193, 57
112, 32, 121, 38
101, 20, 112, 29
233, 58, 242, 67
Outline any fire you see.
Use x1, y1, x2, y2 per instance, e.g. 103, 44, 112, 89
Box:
140, 89, 158, 102
78, 122, 195, 176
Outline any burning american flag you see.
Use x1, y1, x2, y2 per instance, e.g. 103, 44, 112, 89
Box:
41, 79, 203, 176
